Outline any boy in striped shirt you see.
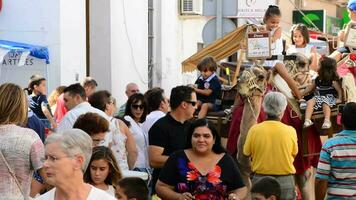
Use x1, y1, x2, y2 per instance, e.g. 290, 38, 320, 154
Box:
315, 102, 356, 199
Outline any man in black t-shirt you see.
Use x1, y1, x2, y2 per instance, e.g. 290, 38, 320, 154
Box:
148, 85, 197, 194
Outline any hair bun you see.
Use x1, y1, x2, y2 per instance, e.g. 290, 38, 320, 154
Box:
269, 5, 279, 8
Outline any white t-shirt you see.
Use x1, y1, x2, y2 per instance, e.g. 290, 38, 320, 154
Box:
35, 186, 116, 200
286, 44, 313, 58
57, 102, 111, 132
142, 110, 166, 134
264, 28, 284, 68
105, 185, 116, 197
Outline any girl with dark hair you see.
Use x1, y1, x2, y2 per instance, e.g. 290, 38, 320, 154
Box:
261, 5, 302, 100
303, 57, 343, 129
287, 23, 318, 71
26, 74, 57, 130
156, 119, 247, 200
84, 146, 122, 196
124, 93, 151, 175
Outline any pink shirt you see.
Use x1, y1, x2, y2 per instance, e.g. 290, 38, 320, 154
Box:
0, 124, 44, 199
54, 93, 68, 124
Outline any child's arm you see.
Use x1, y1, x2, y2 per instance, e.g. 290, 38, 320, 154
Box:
193, 87, 213, 96
41, 105, 57, 129
310, 46, 319, 71
271, 27, 282, 43
333, 80, 343, 103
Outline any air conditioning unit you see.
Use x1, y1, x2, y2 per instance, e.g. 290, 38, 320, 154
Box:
180, 0, 202, 15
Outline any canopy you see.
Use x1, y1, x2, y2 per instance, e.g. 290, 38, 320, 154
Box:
182, 25, 247, 72
0, 40, 49, 64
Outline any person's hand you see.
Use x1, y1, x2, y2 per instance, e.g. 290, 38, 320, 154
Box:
52, 122, 58, 129
227, 193, 240, 200
178, 192, 195, 200
273, 27, 282, 40
188, 84, 196, 89
336, 98, 342, 104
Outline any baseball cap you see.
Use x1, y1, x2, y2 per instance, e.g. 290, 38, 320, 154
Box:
348, 0, 356, 11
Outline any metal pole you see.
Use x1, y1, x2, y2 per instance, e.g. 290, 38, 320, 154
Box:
148, 0, 154, 89
216, 0, 223, 39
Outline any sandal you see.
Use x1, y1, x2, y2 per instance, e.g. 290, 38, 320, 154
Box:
299, 100, 307, 110
322, 120, 331, 129
303, 119, 313, 128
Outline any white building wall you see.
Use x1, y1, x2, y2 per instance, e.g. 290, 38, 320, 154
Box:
0, 0, 59, 92
0, 0, 86, 93
59, 0, 86, 86
110, 0, 148, 106
89, 0, 112, 92
154, 1, 208, 95
178, 17, 209, 85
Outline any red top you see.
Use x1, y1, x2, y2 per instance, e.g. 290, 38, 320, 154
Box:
54, 93, 67, 124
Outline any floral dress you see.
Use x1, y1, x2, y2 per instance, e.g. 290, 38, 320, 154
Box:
159, 150, 245, 200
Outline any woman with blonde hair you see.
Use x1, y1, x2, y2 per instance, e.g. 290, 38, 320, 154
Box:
48, 85, 66, 112
0, 83, 45, 199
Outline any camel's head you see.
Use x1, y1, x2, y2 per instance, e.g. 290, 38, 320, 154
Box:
237, 66, 267, 97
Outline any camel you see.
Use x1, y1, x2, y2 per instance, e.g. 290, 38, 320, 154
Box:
235, 65, 267, 191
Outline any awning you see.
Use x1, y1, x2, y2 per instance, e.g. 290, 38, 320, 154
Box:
182, 25, 247, 72
0, 40, 49, 64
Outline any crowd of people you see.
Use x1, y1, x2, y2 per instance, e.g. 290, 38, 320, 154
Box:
2, 1, 356, 200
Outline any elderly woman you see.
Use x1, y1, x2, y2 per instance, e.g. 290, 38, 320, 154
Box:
156, 119, 247, 200
36, 129, 116, 200
0, 83, 45, 199
243, 92, 298, 200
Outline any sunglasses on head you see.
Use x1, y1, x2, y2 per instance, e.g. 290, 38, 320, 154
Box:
185, 101, 197, 107
131, 104, 144, 110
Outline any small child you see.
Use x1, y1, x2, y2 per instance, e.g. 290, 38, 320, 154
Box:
26, 75, 57, 130
251, 177, 281, 200
115, 177, 149, 200
303, 57, 343, 129
84, 146, 122, 197
193, 56, 222, 118
287, 23, 318, 71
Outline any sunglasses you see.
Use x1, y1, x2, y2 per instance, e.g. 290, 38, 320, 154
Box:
131, 104, 144, 110
185, 101, 197, 107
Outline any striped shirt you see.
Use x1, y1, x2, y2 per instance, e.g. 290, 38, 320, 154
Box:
316, 130, 356, 199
